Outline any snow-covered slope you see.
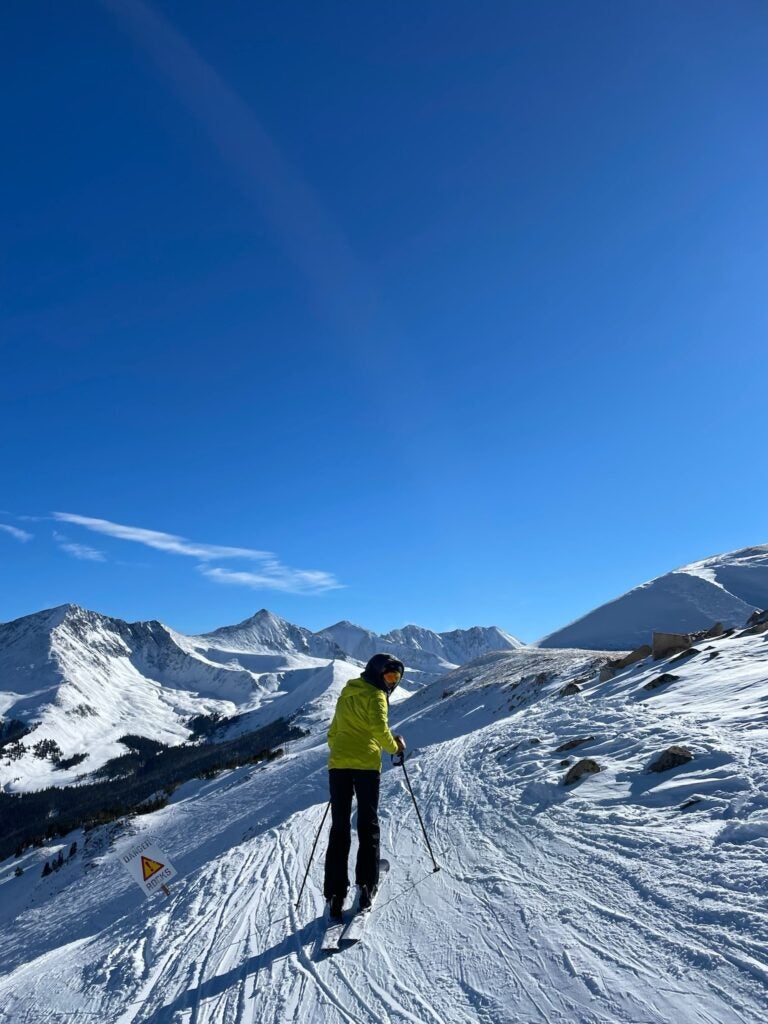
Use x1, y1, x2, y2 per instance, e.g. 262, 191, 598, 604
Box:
195, 608, 346, 660
2, 620, 767, 1022
0, 604, 520, 792
539, 543, 768, 650
0, 605, 356, 792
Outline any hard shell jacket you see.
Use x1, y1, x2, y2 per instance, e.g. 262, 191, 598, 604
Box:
327, 677, 399, 771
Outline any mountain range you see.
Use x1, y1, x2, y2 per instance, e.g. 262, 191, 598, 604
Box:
3, 542, 768, 793
0, 605, 521, 792
1, 597, 766, 1022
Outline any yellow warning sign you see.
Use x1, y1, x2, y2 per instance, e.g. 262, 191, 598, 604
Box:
141, 855, 165, 881
122, 840, 177, 898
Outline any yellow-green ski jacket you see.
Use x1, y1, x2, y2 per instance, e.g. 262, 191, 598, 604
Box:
327, 677, 399, 771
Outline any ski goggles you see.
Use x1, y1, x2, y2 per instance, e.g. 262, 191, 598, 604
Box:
383, 669, 402, 686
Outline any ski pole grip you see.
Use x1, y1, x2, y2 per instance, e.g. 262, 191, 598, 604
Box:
392, 752, 404, 767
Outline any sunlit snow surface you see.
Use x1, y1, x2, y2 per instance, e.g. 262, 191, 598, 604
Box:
0, 605, 521, 791
539, 542, 768, 650
2, 631, 768, 1022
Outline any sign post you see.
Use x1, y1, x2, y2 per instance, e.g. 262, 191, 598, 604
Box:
121, 837, 178, 899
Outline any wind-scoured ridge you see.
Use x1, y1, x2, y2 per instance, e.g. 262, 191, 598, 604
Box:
538, 543, 768, 651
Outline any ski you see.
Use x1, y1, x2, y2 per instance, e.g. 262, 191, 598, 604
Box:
318, 903, 347, 954
339, 858, 389, 946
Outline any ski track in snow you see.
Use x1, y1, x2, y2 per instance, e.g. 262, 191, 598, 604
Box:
2, 635, 768, 1022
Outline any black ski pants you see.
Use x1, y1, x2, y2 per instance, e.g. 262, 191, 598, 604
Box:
323, 768, 380, 899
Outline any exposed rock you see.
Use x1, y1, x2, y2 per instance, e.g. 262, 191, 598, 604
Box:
706, 651, 720, 661
612, 645, 652, 670
642, 672, 679, 692
648, 745, 694, 773
559, 682, 582, 697
599, 664, 616, 682
739, 621, 768, 637
669, 647, 700, 664
555, 735, 595, 753
652, 632, 692, 660
534, 672, 551, 686
746, 609, 768, 627
528, 737, 541, 746
702, 622, 725, 639
563, 758, 602, 785
559, 758, 572, 768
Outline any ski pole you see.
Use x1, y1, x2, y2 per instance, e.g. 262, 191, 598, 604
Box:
392, 753, 440, 873
295, 799, 331, 908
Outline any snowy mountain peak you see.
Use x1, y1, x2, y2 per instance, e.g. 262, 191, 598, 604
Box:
318, 619, 524, 676
199, 609, 343, 659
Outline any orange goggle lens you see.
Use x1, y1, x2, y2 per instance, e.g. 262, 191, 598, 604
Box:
383, 670, 402, 684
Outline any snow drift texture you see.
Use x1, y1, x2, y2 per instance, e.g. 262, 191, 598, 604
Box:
2, 620, 767, 1023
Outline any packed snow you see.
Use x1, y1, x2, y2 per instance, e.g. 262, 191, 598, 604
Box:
2, 621, 767, 1022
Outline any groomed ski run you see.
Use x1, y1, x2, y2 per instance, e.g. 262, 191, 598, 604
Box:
1, 636, 768, 1023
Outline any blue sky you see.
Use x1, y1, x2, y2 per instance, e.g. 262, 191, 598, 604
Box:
2, 1, 767, 641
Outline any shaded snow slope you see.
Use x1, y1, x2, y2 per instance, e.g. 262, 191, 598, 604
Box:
539, 543, 768, 650
2, 627, 767, 1022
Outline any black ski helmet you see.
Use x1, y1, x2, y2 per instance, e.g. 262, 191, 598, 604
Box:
362, 653, 405, 688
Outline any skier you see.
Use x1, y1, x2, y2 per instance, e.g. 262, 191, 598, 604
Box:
323, 653, 406, 921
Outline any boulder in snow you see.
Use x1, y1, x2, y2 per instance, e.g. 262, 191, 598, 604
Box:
669, 647, 700, 664
555, 736, 595, 753
739, 619, 768, 637
642, 672, 680, 692
647, 745, 694, 773
702, 622, 725, 639
613, 645, 652, 669
563, 758, 602, 785
559, 682, 582, 697
652, 632, 692, 660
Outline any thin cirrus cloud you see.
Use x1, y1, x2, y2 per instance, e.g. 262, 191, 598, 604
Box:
53, 513, 272, 561
0, 523, 33, 542
200, 565, 342, 595
52, 512, 343, 595
53, 532, 107, 562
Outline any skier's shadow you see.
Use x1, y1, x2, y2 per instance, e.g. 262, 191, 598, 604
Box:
134, 916, 322, 1024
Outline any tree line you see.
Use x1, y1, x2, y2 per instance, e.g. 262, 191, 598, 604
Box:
1, 716, 306, 862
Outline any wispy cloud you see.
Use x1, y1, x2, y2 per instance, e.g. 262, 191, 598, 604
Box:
200, 565, 343, 595
53, 512, 342, 595
53, 513, 271, 561
53, 532, 106, 562
0, 523, 33, 543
